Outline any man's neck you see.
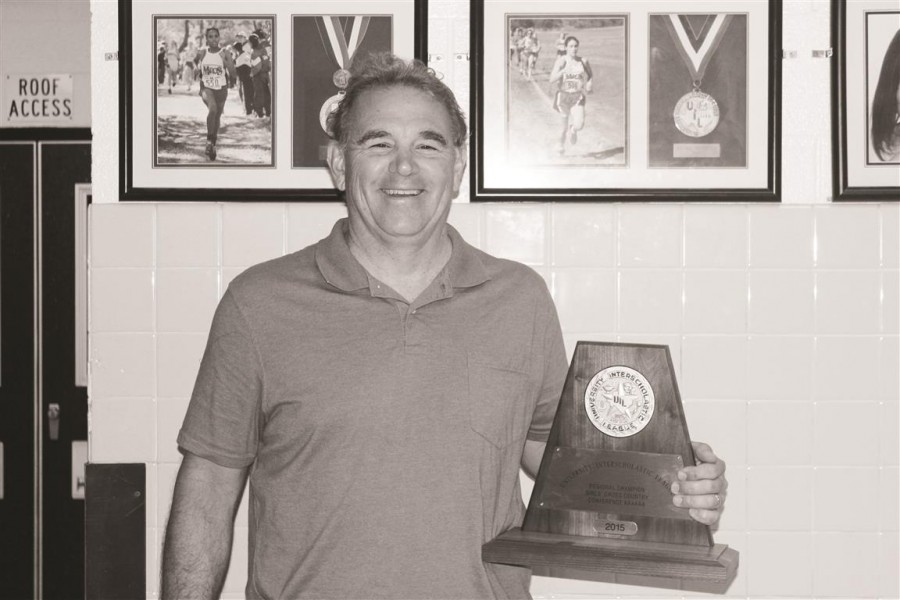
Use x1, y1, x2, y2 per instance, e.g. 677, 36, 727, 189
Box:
346, 225, 452, 303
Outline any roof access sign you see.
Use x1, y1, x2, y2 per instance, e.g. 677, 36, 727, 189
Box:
4, 74, 73, 124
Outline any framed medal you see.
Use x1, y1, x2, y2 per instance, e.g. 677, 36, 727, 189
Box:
832, 0, 900, 201
119, 0, 426, 201
471, 0, 782, 202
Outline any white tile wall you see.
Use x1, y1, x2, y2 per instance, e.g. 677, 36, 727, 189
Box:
746, 335, 813, 401
618, 205, 683, 268
619, 270, 683, 333
155, 268, 219, 333
882, 532, 900, 598
683, 205, 748, 268
85, 2, 899, 599
814, 468, 880, 533
745, 532, 814, 596
746, 402, 813, 466
88, 201, 900, 599
748, 270, 815, 334
815, 205, 881, 269
746, 467, 813, 532
748, 206, 815, 268
813, 533, 881, 597
156, 204, 218, 267
683, 270, 748, 334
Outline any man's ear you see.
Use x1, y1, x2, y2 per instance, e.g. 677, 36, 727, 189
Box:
452, 142, 468, 196
325, 141, 346, 191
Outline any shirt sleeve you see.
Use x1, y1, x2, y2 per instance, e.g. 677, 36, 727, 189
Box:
177, 288, 262, 468
527, 283, 568, 442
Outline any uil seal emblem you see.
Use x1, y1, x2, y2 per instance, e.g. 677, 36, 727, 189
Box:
673, 90, 720, 138
584, 366, 655, 438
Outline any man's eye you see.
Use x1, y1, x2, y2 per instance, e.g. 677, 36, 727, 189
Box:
418, 144, 440, 151
368, 142, 391, 149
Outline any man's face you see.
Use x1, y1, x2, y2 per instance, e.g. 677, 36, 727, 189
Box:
327, 85, 466, 245
206, 29, 219, 48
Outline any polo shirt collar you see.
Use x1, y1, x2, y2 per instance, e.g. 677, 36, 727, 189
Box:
445, 223, 490, 289
315, 218, 490, 294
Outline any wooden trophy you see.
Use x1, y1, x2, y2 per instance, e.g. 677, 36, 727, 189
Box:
483, 341, 738, 592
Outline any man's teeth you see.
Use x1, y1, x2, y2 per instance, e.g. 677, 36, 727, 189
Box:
383, 189, 421, 196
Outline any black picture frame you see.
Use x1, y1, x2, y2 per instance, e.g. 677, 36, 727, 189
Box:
832, 0, 900, 201
118, 0, 427, 201
470, 0, 782, 202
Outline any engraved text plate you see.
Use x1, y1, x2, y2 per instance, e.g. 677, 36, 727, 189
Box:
537, 447, 692, 520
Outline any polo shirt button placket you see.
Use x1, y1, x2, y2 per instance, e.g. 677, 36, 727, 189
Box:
405, 306, 419, 347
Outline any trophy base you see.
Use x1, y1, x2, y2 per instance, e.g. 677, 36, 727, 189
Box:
483, 528, 738, 594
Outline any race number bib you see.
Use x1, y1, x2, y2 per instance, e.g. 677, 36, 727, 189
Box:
202, 64, 224, 89
562, 75, 583, 93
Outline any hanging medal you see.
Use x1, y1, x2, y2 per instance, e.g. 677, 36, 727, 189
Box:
665, 14, 733, 138
317, 16, 371, 135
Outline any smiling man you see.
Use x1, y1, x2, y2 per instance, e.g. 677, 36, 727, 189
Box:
161, 54, 727, 600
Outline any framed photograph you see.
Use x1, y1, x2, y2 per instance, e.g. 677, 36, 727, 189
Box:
119, 0, 426, 201
471, 0, 781, 202
832, 0, 900, 200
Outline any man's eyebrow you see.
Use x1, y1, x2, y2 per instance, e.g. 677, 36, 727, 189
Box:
354, 130, 391, 145
353, 129, 451, 147
420, 130, 449, 146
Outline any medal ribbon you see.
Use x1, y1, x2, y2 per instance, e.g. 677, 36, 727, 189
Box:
319, 16, 371, 70
664, 14, 733, 83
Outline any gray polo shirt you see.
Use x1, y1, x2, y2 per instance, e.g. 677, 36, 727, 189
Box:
178, 218, 567, 599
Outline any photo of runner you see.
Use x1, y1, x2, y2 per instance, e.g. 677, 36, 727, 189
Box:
506, 15, 627, 167
154, 16, 274, 166
550, 35, 592, 155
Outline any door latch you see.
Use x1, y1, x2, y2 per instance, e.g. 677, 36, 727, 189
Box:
48, 403, 61, 441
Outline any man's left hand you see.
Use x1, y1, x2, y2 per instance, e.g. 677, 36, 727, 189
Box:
671, 441, 727, 526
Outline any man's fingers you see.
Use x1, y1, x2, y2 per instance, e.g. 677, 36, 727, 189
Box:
680, 458, 726, 482
674, 490, 725, 508
692, 441, 719, 464
672, 477, 726, 496
687, 508, 721, 526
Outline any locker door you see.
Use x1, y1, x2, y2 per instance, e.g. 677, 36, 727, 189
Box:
0, 135, 90, 600
0, 141, 37, 599
40, 141, 91, 599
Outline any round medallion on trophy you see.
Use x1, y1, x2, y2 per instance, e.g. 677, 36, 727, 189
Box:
584, 366, 655, 437
673, 90, 720, 138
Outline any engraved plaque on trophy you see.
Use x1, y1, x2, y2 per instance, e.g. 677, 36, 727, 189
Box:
483, 342, 738, 593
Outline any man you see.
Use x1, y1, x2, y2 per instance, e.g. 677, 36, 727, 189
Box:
157, 44, 167, 87
162, 53, 727, 599
166, 42, 180, 94
233, 33, 254, 115
194, 27, 236, 161
248, 32, 271, 118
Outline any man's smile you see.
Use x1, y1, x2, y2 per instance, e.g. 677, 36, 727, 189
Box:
381, 188, 424, 197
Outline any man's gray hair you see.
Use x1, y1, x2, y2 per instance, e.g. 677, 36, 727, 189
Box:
327, 53, 468, 147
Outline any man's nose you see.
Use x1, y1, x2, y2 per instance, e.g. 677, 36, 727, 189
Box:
390, 149, 416, 176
